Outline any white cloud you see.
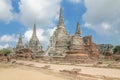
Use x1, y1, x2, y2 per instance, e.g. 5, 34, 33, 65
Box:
17, 0, 61, 50
68, 0, 81, 3
24, 27, 56, 50
83, 0, 120, 35
101, 23, 111, 31
0, 34, 17, 42
0, 0, 13, 23
0, 0, 61, 50
0, 44, 9, 50
18, 0, 61, 27
84, 22, 111, 35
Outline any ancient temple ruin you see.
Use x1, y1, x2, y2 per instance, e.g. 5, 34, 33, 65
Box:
46, 8, 71, 57
28, 24, 43, 54
15, 33, 24, 51
45, 8, 72, 56
46, 8, 100, 61
15, 24, 43, 58
66, 22, 87, 62
15, 7, 100, 61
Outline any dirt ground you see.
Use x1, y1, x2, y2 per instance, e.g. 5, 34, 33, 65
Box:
15, 60, 120, 78
0, 66, 69, 80
0, 60, 120, 80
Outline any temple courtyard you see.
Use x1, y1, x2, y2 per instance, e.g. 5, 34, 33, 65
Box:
0, 60, 120, 80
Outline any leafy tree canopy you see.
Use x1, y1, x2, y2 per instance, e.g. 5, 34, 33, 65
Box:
113, 46, 120, 54
0, 49, 11, 55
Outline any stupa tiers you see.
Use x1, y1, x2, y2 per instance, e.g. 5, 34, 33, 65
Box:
46, 8, 100, 61
15, 7, 100, 61
16, 33, 24, 51
69, 22, 85, 52
66, 22, 87, 61
15, 24, 43, 58
28, 24, 43, 54
46, 8, 70, 56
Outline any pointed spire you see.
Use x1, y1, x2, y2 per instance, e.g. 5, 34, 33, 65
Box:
58, 7, 64, 27
29, 23, 43, 53
75, 22, 81, 36
16, 33, 23, 49
18, 33, 23, 45
32, 23, 37, 37
30, 23, 39, 42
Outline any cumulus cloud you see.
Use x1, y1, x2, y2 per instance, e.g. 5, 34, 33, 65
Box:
17, 0, 61, 50
83, 0, 120, 35
0, 44, 9, 50
0, 0, 13, 23
24, 27, 56, 50
18, 0, 61, 27
0, 0, 60, 50
0, 34, 17, 42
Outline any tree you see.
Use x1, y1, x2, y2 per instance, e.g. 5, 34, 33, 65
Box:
98, 44, 113, 55
0, 49, 11, 56
113, 46, 120, 54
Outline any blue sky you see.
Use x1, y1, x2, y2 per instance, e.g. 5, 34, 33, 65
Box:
0, 0, 120, 50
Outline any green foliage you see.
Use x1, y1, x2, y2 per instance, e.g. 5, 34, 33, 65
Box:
98, 44, 113, 55
0, 49, 11, 55
113, 46, 120, 54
